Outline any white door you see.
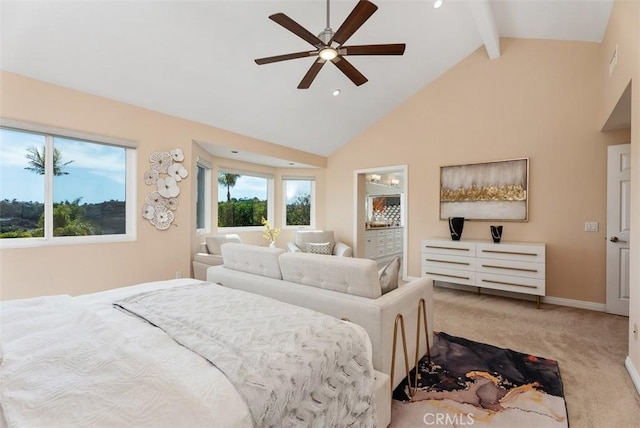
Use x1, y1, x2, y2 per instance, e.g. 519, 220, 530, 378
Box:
606, 143, 631, 316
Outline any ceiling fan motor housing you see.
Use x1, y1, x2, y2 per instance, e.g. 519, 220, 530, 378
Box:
318, 28, 334, 46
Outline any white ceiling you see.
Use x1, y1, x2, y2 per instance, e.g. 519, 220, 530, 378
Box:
1, 0, 614, 162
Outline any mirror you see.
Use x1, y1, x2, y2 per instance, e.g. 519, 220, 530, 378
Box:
354, 166, 408, 279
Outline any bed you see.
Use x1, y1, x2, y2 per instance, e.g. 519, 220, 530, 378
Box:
0, 279, 379, 427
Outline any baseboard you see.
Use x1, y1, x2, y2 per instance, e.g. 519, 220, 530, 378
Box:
542, 295, 606, 312
434, 281, 606, 312
625, 356, 640, 396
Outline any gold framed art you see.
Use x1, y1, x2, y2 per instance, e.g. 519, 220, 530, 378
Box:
439, 158, 529, 221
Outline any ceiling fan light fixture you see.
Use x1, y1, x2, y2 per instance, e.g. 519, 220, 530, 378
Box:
319, 47, 338, 60
433, 0, 444, 9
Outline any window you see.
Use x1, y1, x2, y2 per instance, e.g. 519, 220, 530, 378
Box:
196, 160, 211, 233
283, 177, 315, 228
0, 121, 136, 246
217, 170, 273, 228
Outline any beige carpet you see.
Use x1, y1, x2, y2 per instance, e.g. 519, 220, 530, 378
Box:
391, 286, 640, 428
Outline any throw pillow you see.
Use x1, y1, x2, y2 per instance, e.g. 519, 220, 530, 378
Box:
306, 242, 332, 255
378, 256, 401, 295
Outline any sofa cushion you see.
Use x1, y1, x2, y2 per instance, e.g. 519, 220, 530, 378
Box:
221, 243, 285, 279
378, 256, 401, 295
294, 230, 335, 254
205, 234, 242, 255
279, 252, 382, 298
306, 242, 332, 255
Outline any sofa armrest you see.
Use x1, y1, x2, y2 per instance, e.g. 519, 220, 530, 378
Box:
193, 253, 223, 265
286, 241, 302, 253
333, 241, 353, 257
192, 253, 224, 281
375, 278, 434, 389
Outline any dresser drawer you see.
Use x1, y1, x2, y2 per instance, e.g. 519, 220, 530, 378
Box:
423, 266, 476, 286
422, 240, 476, 257
476, 258, 544, 279
476, 243, 545, 263
476, 273, 545, 296
423, 254, 476, 272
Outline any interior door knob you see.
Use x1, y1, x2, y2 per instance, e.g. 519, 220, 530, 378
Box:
610, 236, 627, 243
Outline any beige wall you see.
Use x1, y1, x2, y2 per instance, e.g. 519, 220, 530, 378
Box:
326, 38, 630, 304
601, 0, 640, 386
0, 72, 323, 300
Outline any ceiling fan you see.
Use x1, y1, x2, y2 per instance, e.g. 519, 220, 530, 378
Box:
254, 0, 405, 89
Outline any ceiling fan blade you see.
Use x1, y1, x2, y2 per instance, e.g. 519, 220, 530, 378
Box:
298, 59, 327, 89
330, 0, 378, 46
269, 13, 324, 48
332, 56, 368, 86
341, 43, 406, 56
255, 51, 317, 65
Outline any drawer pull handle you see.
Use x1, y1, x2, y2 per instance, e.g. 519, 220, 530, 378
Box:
481, 264, 538, 273
481, 279, 537, 289
425, 271, 470, 280
425, 245, 470, 251
426, 258, 470, 266
481, 249, 538, 257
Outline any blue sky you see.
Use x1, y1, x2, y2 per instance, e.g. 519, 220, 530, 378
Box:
0, 128, 126, 204
217, 175, 311, 203
217, 175, 267, 202
2, 128, 312, 205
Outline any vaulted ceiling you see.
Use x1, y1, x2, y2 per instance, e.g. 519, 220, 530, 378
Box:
1, 0, 614, 160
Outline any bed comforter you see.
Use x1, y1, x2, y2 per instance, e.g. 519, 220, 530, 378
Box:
0, 279, 376, 427
114, 283, 376, 427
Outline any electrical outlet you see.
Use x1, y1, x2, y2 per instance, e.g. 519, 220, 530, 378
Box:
584, 222, 599, 232
175, 271, 183, 279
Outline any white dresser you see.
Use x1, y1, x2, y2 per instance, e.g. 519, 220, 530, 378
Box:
365, 227, 403, 266
421, 238, 546, 307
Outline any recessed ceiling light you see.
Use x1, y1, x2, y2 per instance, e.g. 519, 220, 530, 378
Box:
332, 89, 341, 96
434, 0, 444, 9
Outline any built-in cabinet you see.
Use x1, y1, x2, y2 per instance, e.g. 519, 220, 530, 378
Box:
421, 238, 546, 306
365, 227, 404, 267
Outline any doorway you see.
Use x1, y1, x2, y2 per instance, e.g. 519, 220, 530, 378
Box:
606, 143, 631, 316
353, 165, 408, 279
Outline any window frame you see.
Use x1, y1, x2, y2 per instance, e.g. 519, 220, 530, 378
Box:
282, 177, 316, 230
195, 159, 212, 235
0, 119, 137, 248
216, 168, 274, 232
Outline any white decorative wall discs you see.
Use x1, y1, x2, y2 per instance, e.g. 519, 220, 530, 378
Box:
142, 149, 188, 230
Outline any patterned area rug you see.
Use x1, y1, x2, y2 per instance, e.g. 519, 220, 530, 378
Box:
391, 332, 568, 427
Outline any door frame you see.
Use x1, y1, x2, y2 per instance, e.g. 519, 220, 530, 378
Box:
353, 165, 408, 279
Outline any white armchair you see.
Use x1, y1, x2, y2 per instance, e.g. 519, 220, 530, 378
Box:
192, 234, 242, 280
286, 230, 352, 257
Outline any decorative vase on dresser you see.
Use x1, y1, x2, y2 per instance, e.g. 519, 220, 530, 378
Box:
421, 237, 546, 308
448, 217, 464, 241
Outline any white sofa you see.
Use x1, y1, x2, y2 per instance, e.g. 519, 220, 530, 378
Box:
206, 243, 434, 391
192, 234, 242, 280
286, 230, 353, 257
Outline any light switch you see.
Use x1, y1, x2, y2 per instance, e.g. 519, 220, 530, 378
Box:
584, 222, 599, 232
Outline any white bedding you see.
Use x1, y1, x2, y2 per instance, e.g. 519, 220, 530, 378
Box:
114, 283, 376, 427
0, 279, 253, 428
0, 278, 377, 427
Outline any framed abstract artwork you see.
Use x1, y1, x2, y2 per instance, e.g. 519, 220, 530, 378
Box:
439, 158, 529, 221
